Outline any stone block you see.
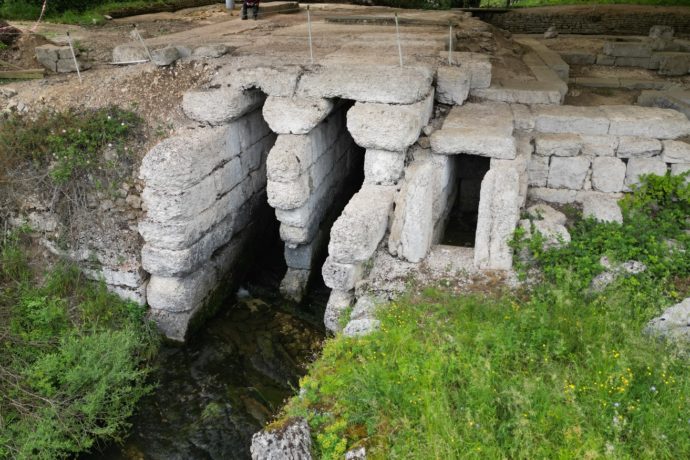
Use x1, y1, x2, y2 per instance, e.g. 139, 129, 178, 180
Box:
528, 187, 578, 204
534, 105, 609, 135
147, 268, 216, 314
616, 136, 662, 158
183, 88, 265, 125
602, 105, 690, 139
250, 418, 312, 460
151, 45, 180, 66
262, 96, 335, 134
112, 44, 149, 63
329, 185, 396, 264
442, 102, 514, 136
343, 318, 381, 337
56, 58, 89, 73
280, 268, 310, 303
297, 64, 434, 104
671, 163, 690, 181
474, 167, 521, 270
446, 52, 492, 89
596, 54, 616, 66
591, 157, 626, 193
528, 155, 549, 187
322, 257, 364, 291
615, 56, 652, 68
436, 66, 470, 105
510, 103, 535, 132
388, 161, 434, 263
657, 52, 690, 76
548, 156, 591, 190
431, 127, 516, 159
192, 44, 231, 58
284, 235, 322, 270
470, 82, 563, 105
560, 51, 595, 65
582, 194, 623, 224
603, 41, 652, 58
581, 135, 619, 157
347, 92, 433, 151
216, 65, 303, 98
650, 25, 674, 40
535, 133, 583, 157
267, 174, 311, 210
324, 289, 354, 333
625, 157, 668, 188
363, 149, 405, 185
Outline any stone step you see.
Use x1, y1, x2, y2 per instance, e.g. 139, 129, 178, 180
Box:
638, 90, 690, 119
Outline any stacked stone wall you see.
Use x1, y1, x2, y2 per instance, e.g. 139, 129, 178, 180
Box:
485, 10, 690, 36
139, 97, 276, 341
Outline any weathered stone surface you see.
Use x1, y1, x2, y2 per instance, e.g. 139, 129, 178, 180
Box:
192, 44, 230, 58
591, 257, 647, 292
343, 318, 381, 337
661, 140, 690, 163
442, 102, 514, 135
322, 258, 364, 291
182, 88, 265, 125
646, 297, 690, 343
147, 268, 216, 314
431, 127, 516, 159
671, 163, 690, 180
650, 25, 674, 39
297, 64, 434, 104
548, 156, 591, 190
436, 66, 470, 105
446, 52, 492, 89
534, 105, 609, 135
528, 155, 549, 187
510, 103, 535, 132
213, 65, 302, 98
363, 149, 405, 185
581, 135, 618, 157
535, 133, 582, 157
329, 185, 396, 264
474, 166, 521, 270
519, 218, 570, 249
280, 268, 310, 303
625, 157, 668, 188
603, 41, 652, 58
112, 44, 149, 63
389, 161, 434, 263
324, 289, 353, 333
616, 136, 662, 158
602, 105, 690, 139
615, 56, 652, 68
263, 96, 334, 134
657, 52, 690, 76
151, 45, 180, 66
527, 203, 567, 225
528, 187, 578, 204
347, 92, 433, 151
596, 54, 616, 65
471, 81, 563, 105
591, 157, 626, 193
582, 194, 623, 223
250, 418, 312, 460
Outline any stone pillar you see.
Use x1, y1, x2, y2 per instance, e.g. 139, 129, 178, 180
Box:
139, 88, 275, 341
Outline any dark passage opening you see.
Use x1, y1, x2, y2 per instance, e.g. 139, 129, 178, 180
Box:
441, 154, 490, 247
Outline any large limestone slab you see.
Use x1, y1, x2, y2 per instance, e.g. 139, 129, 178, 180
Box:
592, 157, 626, 193
322, 258, 364, 291
602, 105, 690, 139
250, 418, 313, 460
548, 156, 591, 190
603, 41, 652, 58
446, 52, 492, 89
182, 88, 265, 125
329, 185, 396, 264
646, 297, 690, 343
535, 134, 583, 157
470, 81, 564, 105
347, 92, 433, 151
262, 96, 335, 134
441, 102, 514, 136
528, 155, 549, 187
625, 157, 668, 187
474, 166, 521, 270
324, 289, 354, 334
297, 64, 434, 104
388, 161, 435, 263
581, 135, 618, 157
582, 194, 623, 223
534, 105, 610, 135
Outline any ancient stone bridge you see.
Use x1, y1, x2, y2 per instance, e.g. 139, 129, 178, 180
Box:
130, 11, 690, 341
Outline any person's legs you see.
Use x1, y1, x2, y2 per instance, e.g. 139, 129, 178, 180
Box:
252, 4, 259, 19
241, 2, 247, 19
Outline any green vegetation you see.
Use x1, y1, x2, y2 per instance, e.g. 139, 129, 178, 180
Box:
0, 229, 159, 459
0, 106, 141, 191
0, 0, 149, 22
282, 171, 690, 459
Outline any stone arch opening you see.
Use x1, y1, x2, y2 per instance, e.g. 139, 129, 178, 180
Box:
440, 154, 490, 247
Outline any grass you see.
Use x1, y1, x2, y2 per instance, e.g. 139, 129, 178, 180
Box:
0, 0, 166, 24
281, 172, 690, 459
0, 229, 159, 459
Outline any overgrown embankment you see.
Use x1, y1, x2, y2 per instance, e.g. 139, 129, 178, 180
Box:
279, 172, 690, 459
0, 230, 159, 459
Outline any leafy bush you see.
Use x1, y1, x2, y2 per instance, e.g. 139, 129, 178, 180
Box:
281, 173, 690, 459
0, 231, 159, 459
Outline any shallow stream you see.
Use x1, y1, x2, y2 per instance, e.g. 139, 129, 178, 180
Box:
91, 223, 327, 459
